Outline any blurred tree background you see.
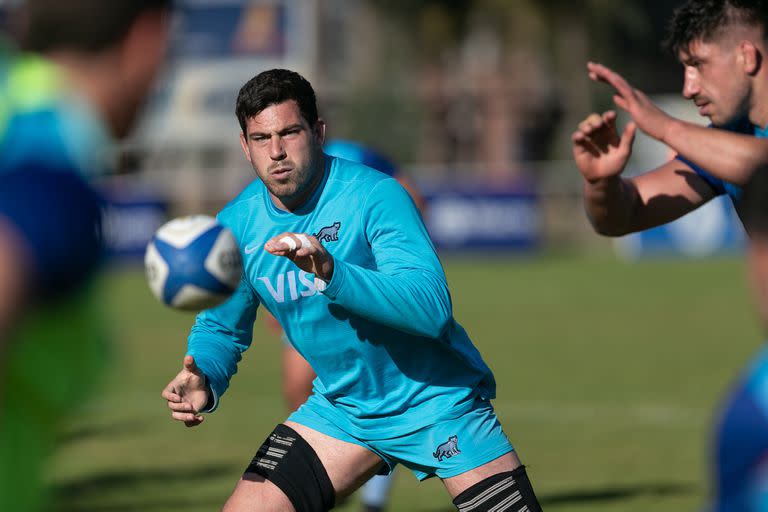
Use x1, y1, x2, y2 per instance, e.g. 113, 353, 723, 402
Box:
318, 0, 687, 179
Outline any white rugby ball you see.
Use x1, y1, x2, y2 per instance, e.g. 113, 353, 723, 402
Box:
145, 215, 242, 311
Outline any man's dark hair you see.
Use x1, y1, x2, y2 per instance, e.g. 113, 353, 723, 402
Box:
664, 0, 768, 56
20, 0, 172, 53
235, 69, 319, 134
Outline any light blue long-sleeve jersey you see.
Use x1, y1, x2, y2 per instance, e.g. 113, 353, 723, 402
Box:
187, 155, 496, 437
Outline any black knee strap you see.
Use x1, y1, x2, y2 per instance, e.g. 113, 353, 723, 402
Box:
452, 465, 542, 512
245, 423, 335, 512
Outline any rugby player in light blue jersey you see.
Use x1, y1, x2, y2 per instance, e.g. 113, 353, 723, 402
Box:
571, 1, 768, 509
274, 138, 424, 512
162, 69, 543, 512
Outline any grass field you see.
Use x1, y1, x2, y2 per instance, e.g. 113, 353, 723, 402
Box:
48, 253, 762, 511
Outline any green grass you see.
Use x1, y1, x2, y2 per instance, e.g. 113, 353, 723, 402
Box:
48, 253, 762, 511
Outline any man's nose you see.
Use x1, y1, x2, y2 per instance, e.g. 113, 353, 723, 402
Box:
682, 68, 700, 99
270, 136, 286, 159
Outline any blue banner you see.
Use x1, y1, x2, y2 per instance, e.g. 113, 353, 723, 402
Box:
100, 190, 168, 262
173, 1, 287, 60
423, 187, 539, 251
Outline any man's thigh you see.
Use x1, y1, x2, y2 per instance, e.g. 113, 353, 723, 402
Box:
442, 453, 543, 512
223, 421, 384, 512
441, 451, 521, 497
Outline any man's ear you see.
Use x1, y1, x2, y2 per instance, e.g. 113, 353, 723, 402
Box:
314, 119, 326, 145
239, 132, 252, 162
740, 40, 761, 75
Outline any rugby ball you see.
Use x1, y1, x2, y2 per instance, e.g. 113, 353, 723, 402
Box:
145, 215, 242, 311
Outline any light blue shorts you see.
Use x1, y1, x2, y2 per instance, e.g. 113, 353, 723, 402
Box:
288, 394, 514, 480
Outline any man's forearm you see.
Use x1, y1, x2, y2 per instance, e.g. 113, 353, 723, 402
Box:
583, 176, 640, 236
662, 119, 768, 186
318, 258, 452, 339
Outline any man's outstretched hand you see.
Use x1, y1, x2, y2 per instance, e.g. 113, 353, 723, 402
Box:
161, 355, 209, 427
587, 61, 673, 143
264, 232, 334, 282
572, 110, 637, 184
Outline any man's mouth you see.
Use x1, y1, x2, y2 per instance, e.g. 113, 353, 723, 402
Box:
694, 99, 710, 115
271, 166, 293, 177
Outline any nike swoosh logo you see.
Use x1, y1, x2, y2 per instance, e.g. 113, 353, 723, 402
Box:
244, 244, 259, 254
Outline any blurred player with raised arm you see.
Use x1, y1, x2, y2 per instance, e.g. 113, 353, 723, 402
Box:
572, 0, 768, 236
571, 0, 768, 508
0, 1, 171, 510
162, 69, 543, 512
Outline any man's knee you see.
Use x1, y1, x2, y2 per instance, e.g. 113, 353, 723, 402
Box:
452, 466, 542, 512
241, 423, 335, 512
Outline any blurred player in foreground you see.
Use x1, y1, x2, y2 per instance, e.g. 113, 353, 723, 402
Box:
273, 138, 425, 512
712, 168, 768, 511
0, 0, 171, 510
162, 69, 542, 512
572, 0, 768, 236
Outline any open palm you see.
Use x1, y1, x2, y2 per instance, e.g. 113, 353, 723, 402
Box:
572, 112, 637, 184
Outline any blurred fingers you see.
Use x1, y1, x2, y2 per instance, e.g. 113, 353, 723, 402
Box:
168, 400, 196, 413
184, 416, 204, 428
572, 131, 600, 158
279, 235, 298, 250
183, 355, 199, 374
602, 110, 617, 123
578, 113, 607, 136
619, 122, 638, 151
265, 232, 301, 255
587, 62, 633, 98
296, 233, 312, 249
602, 111, 620, 146
161, 384, 181, 402
266, 232, 315, 257
613, 94, 629, 112
172, 410, 203, 423
294, 234, 320, 257
576, 112, 618, 151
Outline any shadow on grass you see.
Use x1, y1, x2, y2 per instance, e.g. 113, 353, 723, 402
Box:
53, 496, 225, 512
51, 463, 239, 512
423, 481, 697, 511
539, 481, 697, 505
58, 421, 151, 445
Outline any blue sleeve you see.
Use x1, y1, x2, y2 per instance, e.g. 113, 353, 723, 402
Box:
320, 178, 452, 338
186, 270, 259, 411
675, 154, 726, 196
0, 166, 103, 300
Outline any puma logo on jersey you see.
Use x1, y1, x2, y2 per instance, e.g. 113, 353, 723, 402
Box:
314, 222, 341, 243
257, 270, 317, 303
433, 435, 460, 462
